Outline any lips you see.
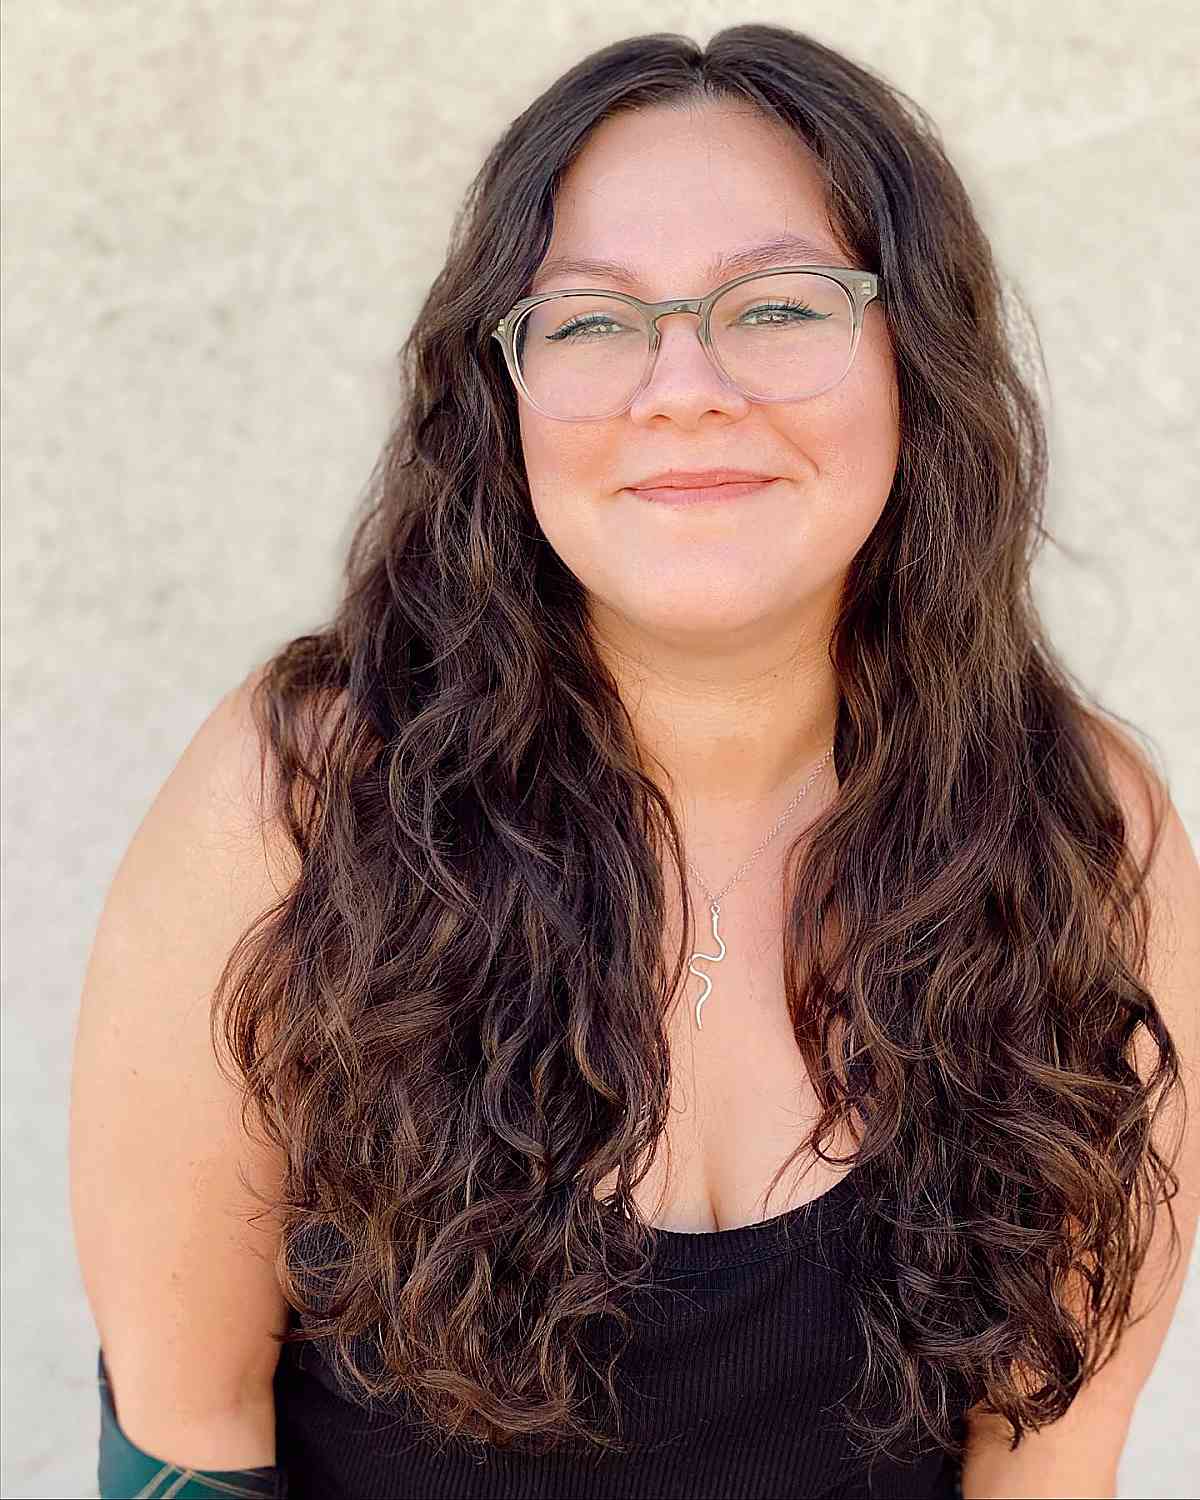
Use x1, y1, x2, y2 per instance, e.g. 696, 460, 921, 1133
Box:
629, 477, 777, 507
630, 468, 776, 490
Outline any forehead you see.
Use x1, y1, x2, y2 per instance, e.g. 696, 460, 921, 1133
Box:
534, 103, 851, 294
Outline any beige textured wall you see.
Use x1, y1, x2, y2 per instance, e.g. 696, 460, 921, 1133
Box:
3, 3, 1196, 1496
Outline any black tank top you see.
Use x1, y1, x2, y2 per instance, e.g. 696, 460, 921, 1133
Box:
273, 1168, 967, 1498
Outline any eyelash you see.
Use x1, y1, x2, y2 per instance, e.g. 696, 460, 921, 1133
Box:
549, 297, 821, 340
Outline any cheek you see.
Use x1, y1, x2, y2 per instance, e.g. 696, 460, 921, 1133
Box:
776, 353, 898, 536
520, 410, 619, 560
518, 407, 596, 483
528, 480, 613, 595
519, 372, 899, 623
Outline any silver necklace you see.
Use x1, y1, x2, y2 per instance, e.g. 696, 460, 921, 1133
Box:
685, 745, 834, 1031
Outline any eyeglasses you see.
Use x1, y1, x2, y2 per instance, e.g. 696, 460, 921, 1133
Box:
491, 265, 880, 422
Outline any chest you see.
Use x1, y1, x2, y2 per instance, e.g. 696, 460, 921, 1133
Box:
594, 868, 858, 1233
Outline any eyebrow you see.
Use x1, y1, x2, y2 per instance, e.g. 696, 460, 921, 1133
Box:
529, 232, 852, 294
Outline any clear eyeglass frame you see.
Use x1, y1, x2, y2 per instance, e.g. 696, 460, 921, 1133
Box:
490, 264, 882, 422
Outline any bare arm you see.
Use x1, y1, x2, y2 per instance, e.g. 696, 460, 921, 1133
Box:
69, 668, 300, 1470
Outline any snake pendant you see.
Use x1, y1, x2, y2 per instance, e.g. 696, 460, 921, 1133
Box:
687, 901, 727, 1030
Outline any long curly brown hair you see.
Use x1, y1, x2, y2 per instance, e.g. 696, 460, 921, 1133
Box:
212, 22, 1186, 1472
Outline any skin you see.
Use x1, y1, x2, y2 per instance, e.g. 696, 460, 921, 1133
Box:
516, 99, 1200, 1497
518, 99, 899, 864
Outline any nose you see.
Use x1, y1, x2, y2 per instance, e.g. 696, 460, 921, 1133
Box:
646, 306, 733, 386
630, 307, 744, 417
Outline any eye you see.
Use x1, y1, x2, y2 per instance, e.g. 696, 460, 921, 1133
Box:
738, 298, 827, 325
545, 314, 626, 341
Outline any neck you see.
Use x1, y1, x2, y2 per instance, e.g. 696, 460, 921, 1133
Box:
586, 601, 841, 850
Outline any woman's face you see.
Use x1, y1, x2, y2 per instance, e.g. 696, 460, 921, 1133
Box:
517, 101, 900, 656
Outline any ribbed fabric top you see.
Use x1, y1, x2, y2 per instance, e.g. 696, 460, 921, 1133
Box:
644, 1160, 862, 1267
273, 1166, 966, 1498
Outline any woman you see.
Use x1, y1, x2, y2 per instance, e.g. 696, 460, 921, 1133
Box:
72, 23, 1199, 1500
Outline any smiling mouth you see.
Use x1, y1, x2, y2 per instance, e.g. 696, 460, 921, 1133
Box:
627, 478, 779, 506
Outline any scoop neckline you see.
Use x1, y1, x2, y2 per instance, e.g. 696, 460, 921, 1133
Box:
646, 1164, 863, 1270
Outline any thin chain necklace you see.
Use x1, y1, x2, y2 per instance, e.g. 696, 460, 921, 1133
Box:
685, 744, 834, 1031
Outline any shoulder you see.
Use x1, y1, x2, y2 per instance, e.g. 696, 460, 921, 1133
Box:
208, 658, 350, 880
1085, 714, 1171, 865
167, 663, 300, 899
1085, 715, 1199, 1078
1087, 715, 1198, 996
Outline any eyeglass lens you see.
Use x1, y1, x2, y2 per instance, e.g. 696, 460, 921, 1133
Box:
513, 272, 855, 419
